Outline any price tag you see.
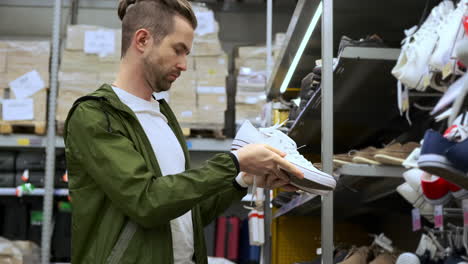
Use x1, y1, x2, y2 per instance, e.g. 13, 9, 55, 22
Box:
412, 208, 421, 231
434, 205, 443, 228
17, 138, 30, 146
2, 98, 34, 121
397, 82, 409, 115
442, 62, 454, 80
9, 70, 45, 99
422, 75, 432, 89
84, 30, 115, 57
463, 199, 468, 227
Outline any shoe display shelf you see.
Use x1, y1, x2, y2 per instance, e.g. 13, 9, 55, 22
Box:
287, 46, 402, 155
274, 164, 406, 218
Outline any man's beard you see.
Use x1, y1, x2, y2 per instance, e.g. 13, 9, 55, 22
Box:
143, 56, 172, 93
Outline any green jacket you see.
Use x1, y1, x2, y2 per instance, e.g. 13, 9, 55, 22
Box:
64, 84, 246, 264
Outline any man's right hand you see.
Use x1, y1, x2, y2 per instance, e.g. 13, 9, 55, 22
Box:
236, 143, 304, 184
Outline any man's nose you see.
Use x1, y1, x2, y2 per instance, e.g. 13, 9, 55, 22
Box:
176, 57, 188, 71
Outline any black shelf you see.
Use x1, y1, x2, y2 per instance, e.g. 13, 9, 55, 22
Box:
287, 47, 407, 154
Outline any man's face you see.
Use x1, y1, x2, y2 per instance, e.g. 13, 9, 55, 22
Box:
143, 15, 194, 93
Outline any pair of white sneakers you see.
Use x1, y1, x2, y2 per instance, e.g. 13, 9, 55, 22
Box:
392, 0, 467, 91
231, 120, 336, 194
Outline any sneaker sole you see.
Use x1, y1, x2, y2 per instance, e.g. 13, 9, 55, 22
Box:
283, 163, 336, 191
373, 154, 405, 166
423, 193, 452, 206
418, 154, 468, 189
333, 159, 352, 166
352, 156, 381, 165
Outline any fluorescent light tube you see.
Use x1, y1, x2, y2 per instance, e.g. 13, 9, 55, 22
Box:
279, 1, 323, 93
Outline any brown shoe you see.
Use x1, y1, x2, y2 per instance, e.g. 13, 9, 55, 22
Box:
333, 153, 355, 167
338, 246, 370, 264
369, 252, 397, 264
352, 147, 382, 165
374, 142, 420, 166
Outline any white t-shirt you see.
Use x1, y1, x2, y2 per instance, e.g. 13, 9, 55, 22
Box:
112, 86, 195, 264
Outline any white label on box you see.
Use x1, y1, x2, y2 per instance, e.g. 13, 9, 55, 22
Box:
197, 86, 225, 94
194, 11, 216, 36
9, 70, 45, 99
2, 98, 34, 121
217, 96, 226, 103
181, 111, 193, 118
245, 96, 259, 104
84, 30, 115, 57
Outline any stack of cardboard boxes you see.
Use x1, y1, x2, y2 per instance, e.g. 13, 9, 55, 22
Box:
168, 4, 227, 129
234, 33, 285, 125
0, 40, 49, 133
57, 25, 120, 125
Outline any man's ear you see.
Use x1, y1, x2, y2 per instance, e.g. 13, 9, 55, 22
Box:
133, 28, 151, 54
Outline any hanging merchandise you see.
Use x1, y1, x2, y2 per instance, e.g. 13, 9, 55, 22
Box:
248, 209, 264, 246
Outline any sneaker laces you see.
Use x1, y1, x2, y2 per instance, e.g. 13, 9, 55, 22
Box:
258, 121, 314, 168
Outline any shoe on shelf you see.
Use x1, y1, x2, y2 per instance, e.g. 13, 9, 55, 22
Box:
396, 253, 421, 264
403, 168, 424, 194
352, 147, 382, 166
374, 142, 420, 166
418, 129, 468, 188
429, 0, 467, 72
232, 120, 337, 192
420, 173, 453, 205
333, 152, 356, 167
338, 246, 370, 264
445, 137, 468, 189
397, 182, 434, 221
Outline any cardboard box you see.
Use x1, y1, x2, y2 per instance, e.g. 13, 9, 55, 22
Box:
195, 55, 228, 79
61, 50, 119, 73
66, 24, 121, 61
170, 71, 197, 96
198, 93, 226, 112
57, 71, 100, 121
0, 40, 50, 89
0, 88, 47, 123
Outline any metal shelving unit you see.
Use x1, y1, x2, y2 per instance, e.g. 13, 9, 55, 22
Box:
0, 188, 69, 196
0, 134, 233, 151
274, 164, 406, 217
264, 0, 438, 260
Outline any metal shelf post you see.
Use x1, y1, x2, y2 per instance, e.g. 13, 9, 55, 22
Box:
41, 0, 61, 263
321, 0, 334, 263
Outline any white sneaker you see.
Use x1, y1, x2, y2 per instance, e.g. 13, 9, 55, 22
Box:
403, 168, 424, 194
232, 120, 336, 192
396, 182, 434, 222
429, 0, 467, 72
392, 1, 454, 90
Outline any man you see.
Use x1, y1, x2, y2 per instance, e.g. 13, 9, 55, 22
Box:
64, 0, 303, 263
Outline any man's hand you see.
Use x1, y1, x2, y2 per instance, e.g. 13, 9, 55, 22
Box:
242, 172, 299, 191
236, 143, 304, 184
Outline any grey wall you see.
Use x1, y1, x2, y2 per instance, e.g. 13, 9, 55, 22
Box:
0, 1, 295, 54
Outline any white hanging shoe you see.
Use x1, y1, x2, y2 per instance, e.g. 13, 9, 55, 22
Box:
429, 0, 467, 72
